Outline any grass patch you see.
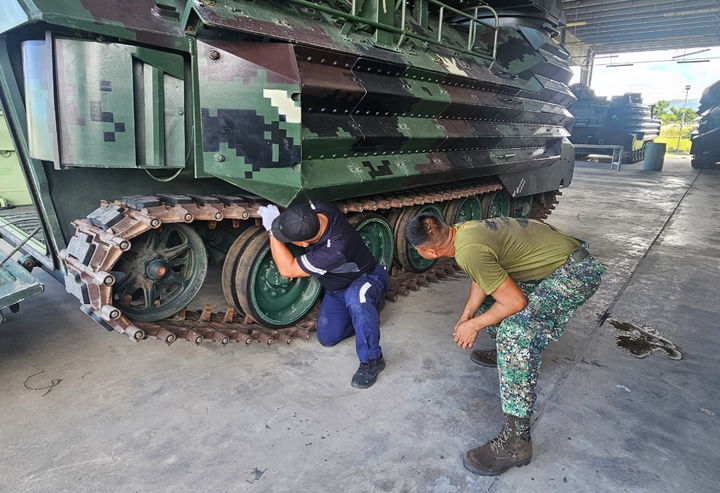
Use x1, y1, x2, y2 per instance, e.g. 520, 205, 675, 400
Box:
655, 137, 692, 154
657, 123, 695, 154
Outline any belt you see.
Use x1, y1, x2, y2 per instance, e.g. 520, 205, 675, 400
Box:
568, 245, 590, 263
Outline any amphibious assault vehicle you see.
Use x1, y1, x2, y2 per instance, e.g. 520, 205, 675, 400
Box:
691, 80, 720, 168
568, 84, 660, 163
0, 0, 576, 345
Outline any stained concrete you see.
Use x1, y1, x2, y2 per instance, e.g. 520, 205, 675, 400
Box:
1, 156, 719, 492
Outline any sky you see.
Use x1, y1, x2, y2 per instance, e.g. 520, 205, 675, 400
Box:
569, 46, 720, 107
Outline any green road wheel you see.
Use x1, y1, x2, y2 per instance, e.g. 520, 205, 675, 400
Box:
348, 213, 394, 268
221, 225, 263, 312
390, 204, 443, 273
114, 224, 208, 322
481, 190, 511, 218
443, 197, 483, 224
235, 233, 321, 328
511, 196, 533, 218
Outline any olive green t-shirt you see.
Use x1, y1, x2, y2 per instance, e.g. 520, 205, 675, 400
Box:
454, 217, 581, 294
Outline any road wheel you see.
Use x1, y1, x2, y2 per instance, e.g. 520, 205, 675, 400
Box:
348, 213, 394, 268
234, 233, 321, 328
443, 197, 483, 224
481, 190, 511, 218
390, 204, 443, 273
511, 196, 533, 218
221, 225, 264, 312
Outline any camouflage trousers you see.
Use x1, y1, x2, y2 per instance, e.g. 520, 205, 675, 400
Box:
479, 248, 605, 418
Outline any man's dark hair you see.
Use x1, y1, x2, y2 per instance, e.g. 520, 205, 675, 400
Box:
404, 214, 447, 247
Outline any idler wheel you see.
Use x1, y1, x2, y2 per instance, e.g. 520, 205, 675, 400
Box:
113, 224, 207, 322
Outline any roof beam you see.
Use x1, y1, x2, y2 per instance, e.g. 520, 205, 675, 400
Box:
568, 5, 719, 23
563, 0, 715, 14
571, 18, 717, 36
589, 36, 720, 54
562, 0, 720, 54
594, 45, 718, 54
573, 22, 720, 41
573, 26, 720, 40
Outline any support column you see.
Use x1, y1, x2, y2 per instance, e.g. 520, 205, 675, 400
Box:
580, 49, 595, 87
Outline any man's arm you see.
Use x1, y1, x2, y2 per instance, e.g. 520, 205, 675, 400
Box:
454, 281, 487, 331
461, 281, 487, 320
454, 276, 527, 349
269, 236, 310, 278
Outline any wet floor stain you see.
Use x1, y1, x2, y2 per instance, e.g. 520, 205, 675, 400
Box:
608, 320, 683, 360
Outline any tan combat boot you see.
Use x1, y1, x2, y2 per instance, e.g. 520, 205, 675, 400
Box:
463, 413, 532, 475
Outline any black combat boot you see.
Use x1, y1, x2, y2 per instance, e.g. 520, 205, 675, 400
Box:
470, 348, 497, 367
351, 355, 385, 389
463, 413, 532, 475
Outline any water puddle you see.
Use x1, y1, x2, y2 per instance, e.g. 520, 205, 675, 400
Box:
608, 320, 683, 360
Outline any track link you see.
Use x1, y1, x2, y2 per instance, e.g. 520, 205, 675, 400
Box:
134, 305, 317, 346
59, 179, 560, 346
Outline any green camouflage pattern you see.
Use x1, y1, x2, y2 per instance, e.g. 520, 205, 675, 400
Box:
23, 36, 186, 169
0, 0, 578, 260
196, 40, 303, 201
478, 247, 605, 418
1, 0, 188, 50
3, 0, 576, 208
189, 0, 575, 205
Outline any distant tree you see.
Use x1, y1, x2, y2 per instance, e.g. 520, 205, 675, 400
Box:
653, 100, 670, 118
653, 101, 697, 130
660, 111, 677, 125
669, 106, 697, 122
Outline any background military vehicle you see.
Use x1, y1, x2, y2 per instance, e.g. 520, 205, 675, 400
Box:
0, 0, 575, 345
568, 84, 660, 163
691, 80, 720, 169
0, 111, 32, 208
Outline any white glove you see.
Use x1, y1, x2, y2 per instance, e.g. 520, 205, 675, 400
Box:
257, 204, 281, 232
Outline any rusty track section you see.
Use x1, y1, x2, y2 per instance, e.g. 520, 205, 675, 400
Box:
386, 258, 462, 301
134, 305, 318, 346
59, 179, 559, 346
335, 181, 503, 213
130, 258, 463, 346
533, 190, 560, 220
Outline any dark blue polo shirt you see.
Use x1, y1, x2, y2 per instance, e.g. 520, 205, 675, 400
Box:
297, 203, 376, 290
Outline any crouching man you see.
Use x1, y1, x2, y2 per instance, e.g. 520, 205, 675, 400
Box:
404, 214, 605, 475
258, 203, 389, 388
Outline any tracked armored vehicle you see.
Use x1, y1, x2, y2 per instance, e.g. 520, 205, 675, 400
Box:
691, 80, 720, 169
569, 84, 660, 163
0, 0, 575, 345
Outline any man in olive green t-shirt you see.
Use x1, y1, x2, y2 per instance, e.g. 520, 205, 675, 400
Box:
404, 214, 605, 476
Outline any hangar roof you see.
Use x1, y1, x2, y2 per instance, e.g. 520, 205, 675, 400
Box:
561, 0, 720, 55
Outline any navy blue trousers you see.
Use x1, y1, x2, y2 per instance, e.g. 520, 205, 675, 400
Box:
316, 264, 389, 363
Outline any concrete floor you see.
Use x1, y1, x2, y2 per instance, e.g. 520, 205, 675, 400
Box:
1, 156, 719, 492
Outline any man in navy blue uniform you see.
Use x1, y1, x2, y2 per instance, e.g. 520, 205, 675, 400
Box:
257, 203, 389, 388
